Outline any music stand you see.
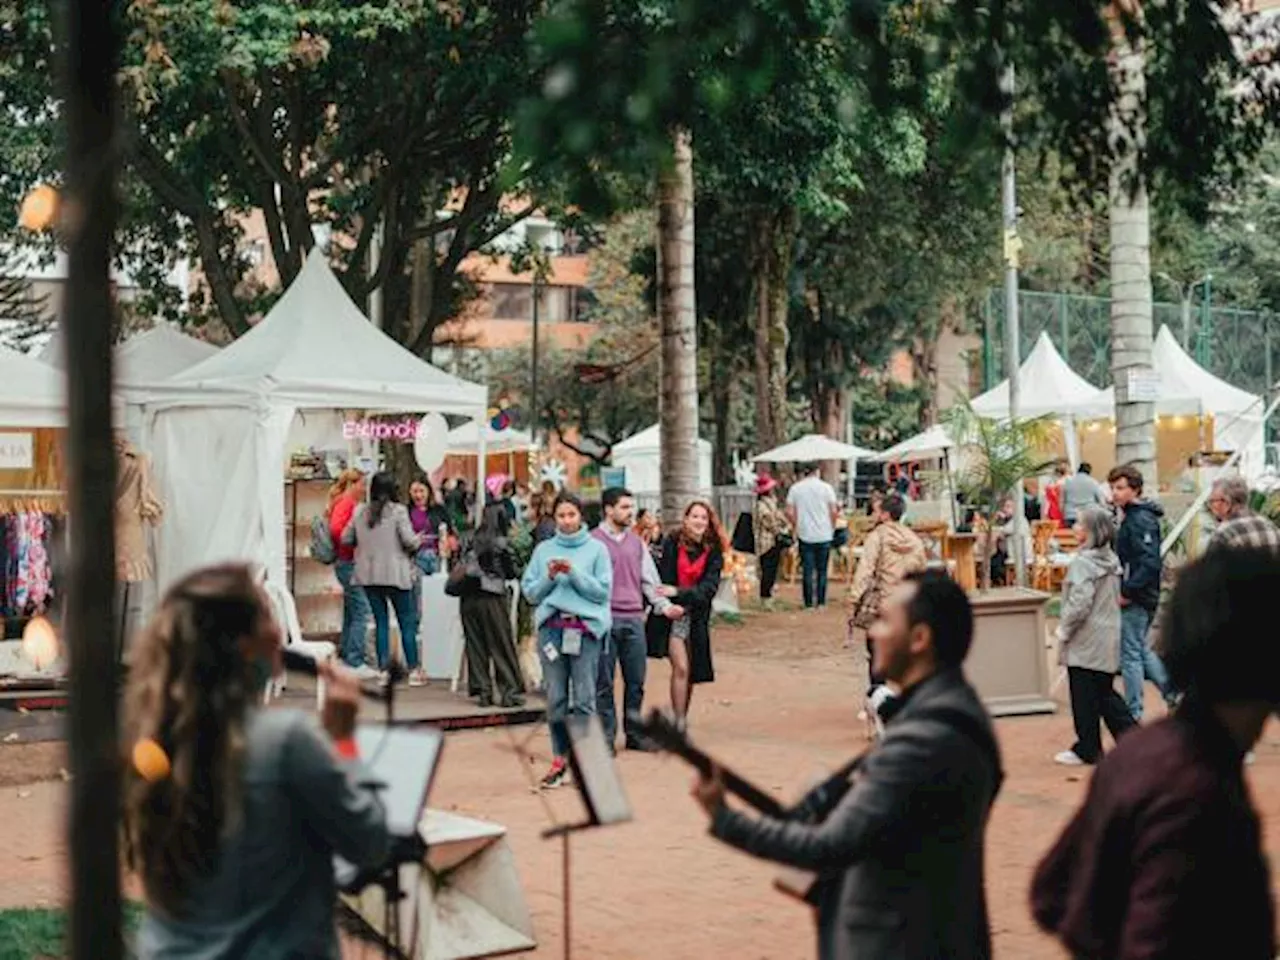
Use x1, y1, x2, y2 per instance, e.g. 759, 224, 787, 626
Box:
542, 714, 633, 960
336, 723, 444, 960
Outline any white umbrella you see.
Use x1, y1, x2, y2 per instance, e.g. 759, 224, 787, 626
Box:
751, 433, 876, 463
868, 425, 955, 463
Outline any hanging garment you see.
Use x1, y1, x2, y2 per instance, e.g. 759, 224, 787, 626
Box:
25, 512, 51, 611
115, 439, 164, 582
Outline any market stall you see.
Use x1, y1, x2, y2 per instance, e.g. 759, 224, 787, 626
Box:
135, 249, 489, 673
612, 423, 714, 495
444, 420, 537, 488
0, 347, 73, 683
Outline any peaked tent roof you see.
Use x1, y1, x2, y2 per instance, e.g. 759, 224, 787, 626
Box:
1095, 325, 1262, 417
752, 433, 876, 463
0, 346, 68, 427
970, 332, 1110, 420
45, 325, 221, 384
447, 420, 537, 454
142, 248, 485, 414
613, 423, 712, 453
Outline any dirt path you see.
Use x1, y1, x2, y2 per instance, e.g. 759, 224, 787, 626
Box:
0, 586, 1276, 959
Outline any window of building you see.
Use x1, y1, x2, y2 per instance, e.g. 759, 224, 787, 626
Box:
488, 282, 533, 321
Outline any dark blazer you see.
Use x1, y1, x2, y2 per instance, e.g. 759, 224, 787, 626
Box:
1031, 700, 1276, 960
646, 535, 723, 684
710, 669, 1000, 960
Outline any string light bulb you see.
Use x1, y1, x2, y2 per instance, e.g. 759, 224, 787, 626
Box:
132, 738, 171, 782
21, 616, 58, 671
18, 184, 60, 232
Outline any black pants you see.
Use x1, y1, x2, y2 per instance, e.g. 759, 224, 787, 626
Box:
459, 590, 524, 703
759, 546, 782, 599
1068, 666, 1136, 763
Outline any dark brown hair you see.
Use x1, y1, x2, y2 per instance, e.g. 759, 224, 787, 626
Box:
1106, 463, 1145, 494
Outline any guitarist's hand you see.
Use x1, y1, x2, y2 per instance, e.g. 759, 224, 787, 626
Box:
691, 764, 727, 817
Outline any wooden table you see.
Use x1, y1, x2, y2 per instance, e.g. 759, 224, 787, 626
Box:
943, 532, 978, 592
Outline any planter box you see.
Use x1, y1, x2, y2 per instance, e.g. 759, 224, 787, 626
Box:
967, 587, 1057, 717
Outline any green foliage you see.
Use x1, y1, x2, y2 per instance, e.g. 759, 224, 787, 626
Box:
944, 397, 1059, 589
0, 250, 49, 353
0, 903, 143, 960
0, 0, 554, 346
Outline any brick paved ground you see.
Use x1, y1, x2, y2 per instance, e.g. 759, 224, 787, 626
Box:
0, 589, 1276, 959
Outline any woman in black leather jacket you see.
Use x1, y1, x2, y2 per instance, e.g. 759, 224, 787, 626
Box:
459, 503, 525, 707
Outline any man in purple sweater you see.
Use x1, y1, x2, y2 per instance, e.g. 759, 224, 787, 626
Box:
594, 487, 683, 752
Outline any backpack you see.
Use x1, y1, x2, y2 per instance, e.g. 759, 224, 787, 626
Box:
309, 514, 337, 565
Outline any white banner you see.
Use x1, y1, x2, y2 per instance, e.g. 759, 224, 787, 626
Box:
0, 432, 34, 470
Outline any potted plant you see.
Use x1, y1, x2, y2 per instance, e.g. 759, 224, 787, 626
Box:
942, 399, 1059, 716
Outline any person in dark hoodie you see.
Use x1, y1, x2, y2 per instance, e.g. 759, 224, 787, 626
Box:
1106, 464, 1177, 721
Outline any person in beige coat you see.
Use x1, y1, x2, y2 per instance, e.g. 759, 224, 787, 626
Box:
847, 494, 926, 715
1053, 506, 1136, 766
342, 472, 425, 685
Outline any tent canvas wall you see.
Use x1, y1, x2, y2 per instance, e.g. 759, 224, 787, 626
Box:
611, 424, 713, 495
137, 248, 488, 601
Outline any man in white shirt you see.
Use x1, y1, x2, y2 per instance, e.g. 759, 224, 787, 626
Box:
786, 463, 840, 608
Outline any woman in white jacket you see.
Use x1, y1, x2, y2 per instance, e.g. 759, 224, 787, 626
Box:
1054, 506, 1137, 766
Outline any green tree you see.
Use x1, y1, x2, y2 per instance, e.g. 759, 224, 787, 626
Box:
0, 0, 554, 349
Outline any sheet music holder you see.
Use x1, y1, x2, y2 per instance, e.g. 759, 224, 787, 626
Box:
543, 714, 632, 960
334, 723, 444, 890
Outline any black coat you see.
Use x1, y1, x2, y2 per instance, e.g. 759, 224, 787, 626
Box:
645, 534, 723, 684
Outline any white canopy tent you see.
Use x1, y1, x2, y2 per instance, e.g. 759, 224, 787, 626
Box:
751, 433, 876, 463
447, 421, 536, 455
611, 423, 713, 494
971, 332, 1111, 421
136, 247, 488, 598
0, 346, 73, 428
1096, 325, 1266, 480
868, 425, 955, 463
42, 323, 220, 383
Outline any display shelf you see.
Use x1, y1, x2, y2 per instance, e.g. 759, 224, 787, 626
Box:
285, 476, 343, 638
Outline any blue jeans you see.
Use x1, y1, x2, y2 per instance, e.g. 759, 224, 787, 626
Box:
799, 541, 832, 608
538, 624, 601, 757
410, 552, 439, 619
595, 617, 647, 747
364, 585, 420, 670
335, 560, 371, 668
1120, 604, 1173, 721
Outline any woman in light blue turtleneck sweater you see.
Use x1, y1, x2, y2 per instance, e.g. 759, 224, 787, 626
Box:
521, 491, 612, 788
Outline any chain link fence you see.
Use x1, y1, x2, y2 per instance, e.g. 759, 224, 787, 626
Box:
981, 289, 1280, 399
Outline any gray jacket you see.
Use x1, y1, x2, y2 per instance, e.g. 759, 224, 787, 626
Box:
1057, 546, 1122, 674
136, 709, 388, 959
1062, 472, 1103, 522
344, 502, 421, 590
710, 669, 999, 960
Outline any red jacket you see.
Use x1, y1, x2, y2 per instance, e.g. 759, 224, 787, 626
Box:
1031, 703, 1275, 959
329, 494, 359, 563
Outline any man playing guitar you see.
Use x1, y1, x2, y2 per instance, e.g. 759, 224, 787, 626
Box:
690, 570, 1003, 960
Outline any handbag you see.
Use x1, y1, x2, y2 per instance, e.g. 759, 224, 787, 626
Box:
775, 530, 794, 551
444, 552, 483, 598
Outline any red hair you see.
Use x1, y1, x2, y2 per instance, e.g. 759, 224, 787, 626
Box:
681, 499, 728, 554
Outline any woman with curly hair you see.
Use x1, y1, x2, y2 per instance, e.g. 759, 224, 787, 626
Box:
647, 500, 725, 729
124, 563, 388, 958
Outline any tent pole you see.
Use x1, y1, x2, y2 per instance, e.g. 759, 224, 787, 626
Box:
476, 404, 488, 527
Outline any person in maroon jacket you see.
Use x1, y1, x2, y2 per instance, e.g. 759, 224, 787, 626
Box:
1031, 545, 1279, 960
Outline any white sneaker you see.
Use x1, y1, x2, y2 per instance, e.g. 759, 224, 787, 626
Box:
1054, 750, 1086, 766
352, 664, 380, 682
408, 667, 427, 688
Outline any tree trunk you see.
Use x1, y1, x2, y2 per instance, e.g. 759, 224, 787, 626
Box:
657, 130, 700, 527
751, 208, 798, 452
1108, 21, 1157, 483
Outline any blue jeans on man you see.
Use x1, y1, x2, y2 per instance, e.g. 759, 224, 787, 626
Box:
335, 560, 372, 668
596, 617, 647, 749
799, 540, 833, 608
538, 624, 601, 757
1120, 603, 1174, 721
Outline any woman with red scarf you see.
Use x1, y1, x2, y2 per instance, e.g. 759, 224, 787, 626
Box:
647, 501, 726, 729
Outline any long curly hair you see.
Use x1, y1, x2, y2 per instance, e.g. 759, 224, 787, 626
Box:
121, 563, 272, 917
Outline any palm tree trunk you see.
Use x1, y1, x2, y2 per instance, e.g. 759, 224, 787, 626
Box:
751, 207, 797, 452
657, 129, 700, 526
1109, 9, 1157, 483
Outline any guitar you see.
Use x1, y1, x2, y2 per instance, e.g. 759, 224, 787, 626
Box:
630, 708, 865, 903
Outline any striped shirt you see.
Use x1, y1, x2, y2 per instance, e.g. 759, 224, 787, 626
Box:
1207, 512, 1280, 553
